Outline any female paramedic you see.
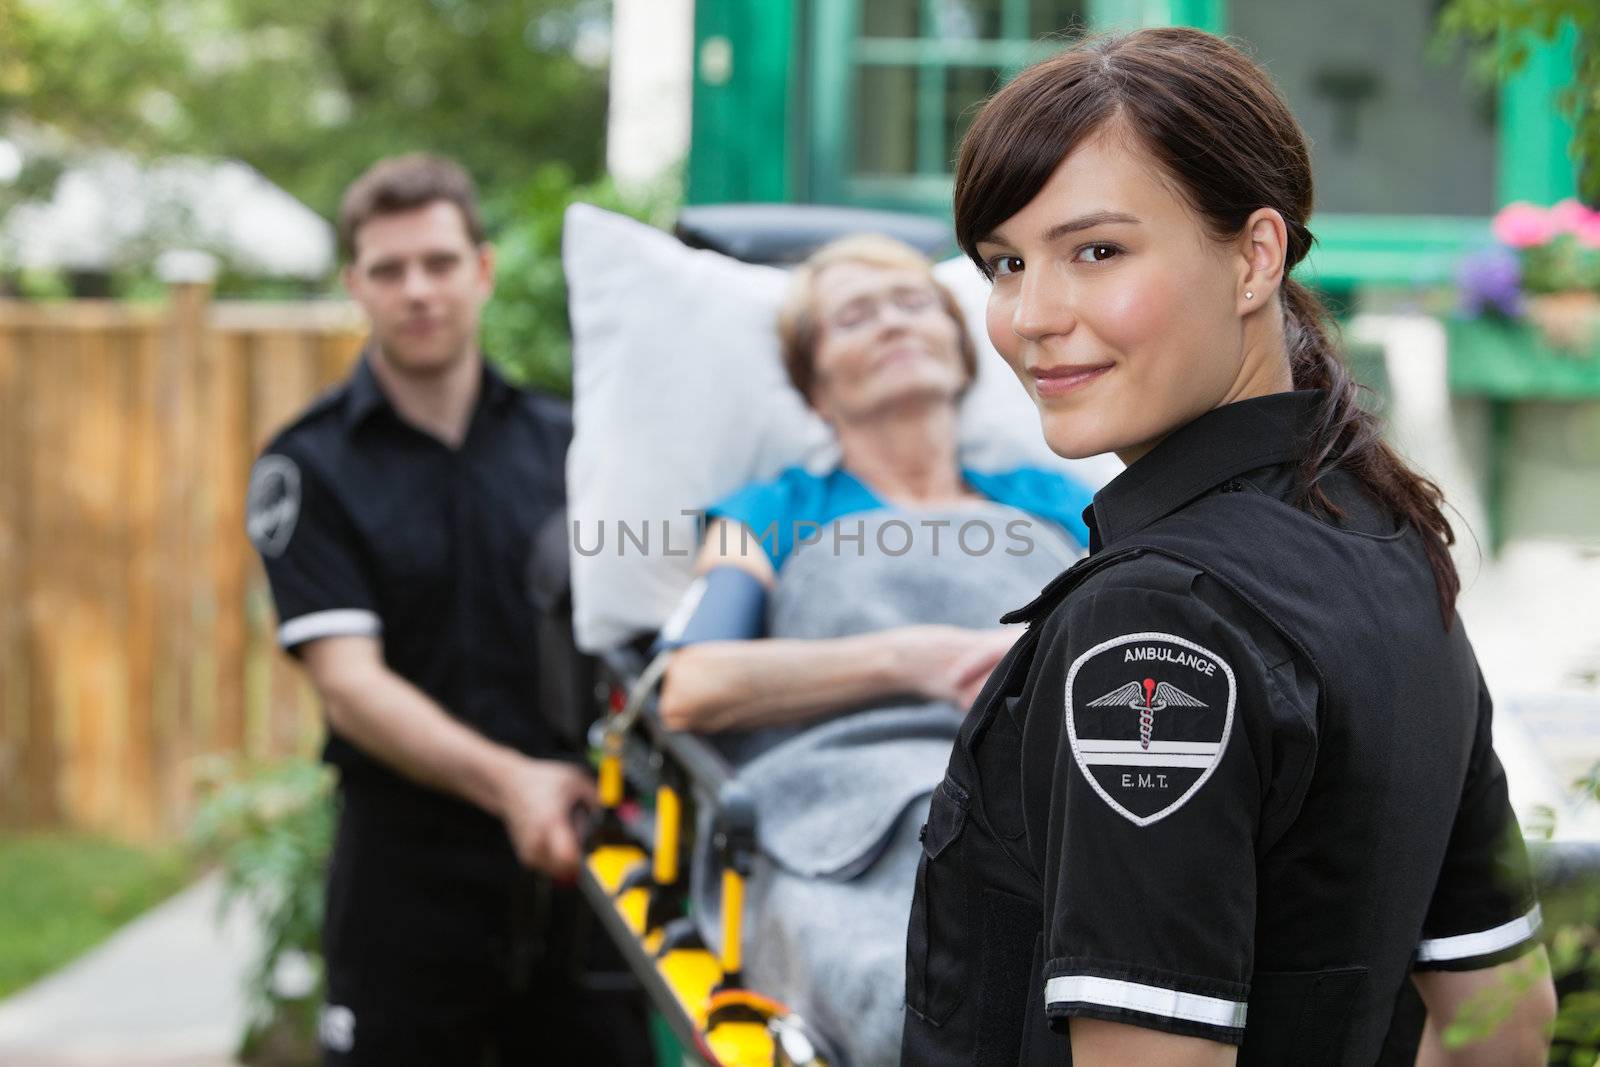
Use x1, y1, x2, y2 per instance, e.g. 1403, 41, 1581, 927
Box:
899, 27, 1556, 1067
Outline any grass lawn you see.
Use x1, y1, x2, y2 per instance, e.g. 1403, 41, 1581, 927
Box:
0, 833, 193, 999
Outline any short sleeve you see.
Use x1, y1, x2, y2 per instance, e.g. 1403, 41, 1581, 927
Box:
703, 467, 822, 571
1041, 581, 1279, 1045
246, 451, 381, 653
1413, 668, 1541, 971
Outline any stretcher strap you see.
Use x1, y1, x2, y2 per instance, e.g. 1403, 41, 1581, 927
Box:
599, 731, 625, 808
721, 868, 745, 976
655, 784, 682, 885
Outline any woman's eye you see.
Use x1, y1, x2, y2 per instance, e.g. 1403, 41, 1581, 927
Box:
833, 305, 870, 329
989, 255, 1024, 277
1074, 244, 1121, 263
894, 289, 936, 311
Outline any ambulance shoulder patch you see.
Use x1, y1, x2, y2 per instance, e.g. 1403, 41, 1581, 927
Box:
1064, 630, 1236, 827
247, 454, 301, 558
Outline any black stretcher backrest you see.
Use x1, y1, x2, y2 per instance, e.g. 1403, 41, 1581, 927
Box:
674, 202, 954, 266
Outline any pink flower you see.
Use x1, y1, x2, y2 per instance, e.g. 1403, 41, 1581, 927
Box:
1576, 215, 1600, 250
1549, 198, 1595, 234
1493, 201, 1556, 248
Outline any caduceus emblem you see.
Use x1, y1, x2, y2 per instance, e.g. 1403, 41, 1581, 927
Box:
1086, 677, 1208, 749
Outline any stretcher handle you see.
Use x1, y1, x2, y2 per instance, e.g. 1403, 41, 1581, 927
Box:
599, 647, 735, 798
607, 649, 674, 739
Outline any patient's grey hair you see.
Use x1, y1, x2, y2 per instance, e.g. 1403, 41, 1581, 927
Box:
777, 234, 978, 406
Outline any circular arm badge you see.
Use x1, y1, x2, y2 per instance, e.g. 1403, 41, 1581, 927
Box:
1064, 631, 1236, 827
246, 455, 301, 558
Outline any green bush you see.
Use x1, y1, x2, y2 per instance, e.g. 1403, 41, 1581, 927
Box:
1438, 756, 1600, 1065
1539, 762, 1600, 1066
189, 756, 335, 1067
1438, 0, 1600, 202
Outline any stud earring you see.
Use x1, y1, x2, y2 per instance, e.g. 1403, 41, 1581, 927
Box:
1244, 290, 1254, 300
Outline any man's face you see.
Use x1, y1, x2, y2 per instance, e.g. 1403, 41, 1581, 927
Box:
342, 200, 494, 376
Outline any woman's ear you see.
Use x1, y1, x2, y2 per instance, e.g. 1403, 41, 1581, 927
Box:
806, 379, 835, 424
1237, 207, 1288, 314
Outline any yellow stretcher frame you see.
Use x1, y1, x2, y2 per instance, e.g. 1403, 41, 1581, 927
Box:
578, 648, 838, 1067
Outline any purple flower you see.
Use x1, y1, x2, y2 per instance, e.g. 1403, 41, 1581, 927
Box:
1457, 247, 1524, 318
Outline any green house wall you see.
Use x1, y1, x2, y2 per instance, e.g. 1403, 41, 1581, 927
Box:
686, 2, 1581, 290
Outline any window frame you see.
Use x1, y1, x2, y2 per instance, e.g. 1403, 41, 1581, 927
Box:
792, 0, 1579, 289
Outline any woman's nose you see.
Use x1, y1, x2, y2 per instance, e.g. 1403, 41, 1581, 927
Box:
874, 300, 915, 333
1011, 273, 1074, 341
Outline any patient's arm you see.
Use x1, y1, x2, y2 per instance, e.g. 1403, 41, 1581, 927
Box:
656, 519, 1017, 732
659, 627, 1012, 732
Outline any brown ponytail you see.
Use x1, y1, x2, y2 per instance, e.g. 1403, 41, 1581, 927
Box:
952, 26, 1461, 621
1281, 277, 1459, 621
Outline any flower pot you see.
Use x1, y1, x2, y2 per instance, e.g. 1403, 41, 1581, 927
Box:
1526, 292, 1600, 351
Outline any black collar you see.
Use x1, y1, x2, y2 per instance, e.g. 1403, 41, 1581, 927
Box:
342, 353, 387, 431
1086, 390, 1323, 551
342, 347, 515, 434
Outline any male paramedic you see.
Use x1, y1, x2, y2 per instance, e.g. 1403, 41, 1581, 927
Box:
245, 154, 653, 1066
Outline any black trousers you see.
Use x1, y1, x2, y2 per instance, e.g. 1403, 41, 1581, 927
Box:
320, 788, 654, 1067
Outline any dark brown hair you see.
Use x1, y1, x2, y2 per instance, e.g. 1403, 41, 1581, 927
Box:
337, 153, 485, 261
778, 233, 978, 407
954, 26, 1460, 620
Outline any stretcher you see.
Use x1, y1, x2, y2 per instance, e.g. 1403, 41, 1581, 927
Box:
566, 203, 953, 1067
577, 645, 840, 1067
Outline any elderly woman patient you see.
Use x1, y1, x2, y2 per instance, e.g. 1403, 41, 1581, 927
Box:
655, 235, 1094, 1066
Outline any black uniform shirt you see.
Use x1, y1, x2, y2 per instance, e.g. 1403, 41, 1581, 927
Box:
247, 355, 571, 834
901, 391, 1540, 1067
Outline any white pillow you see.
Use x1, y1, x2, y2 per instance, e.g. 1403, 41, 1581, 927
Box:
563, 203, 1121, 652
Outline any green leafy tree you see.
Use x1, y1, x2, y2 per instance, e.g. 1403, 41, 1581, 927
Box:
1439, 0, 1600, 201
481, 163, 679, 394
0, 0, 610, 218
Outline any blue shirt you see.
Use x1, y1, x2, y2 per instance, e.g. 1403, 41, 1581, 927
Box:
706, 464, 1093, 571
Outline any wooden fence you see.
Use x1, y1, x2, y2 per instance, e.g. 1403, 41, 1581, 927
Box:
0, 285, 366, 840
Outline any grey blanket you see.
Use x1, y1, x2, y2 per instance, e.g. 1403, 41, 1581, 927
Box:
692, 504, 1078, 1066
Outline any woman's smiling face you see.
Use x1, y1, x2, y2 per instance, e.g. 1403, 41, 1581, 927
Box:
975, 123, 1253, 463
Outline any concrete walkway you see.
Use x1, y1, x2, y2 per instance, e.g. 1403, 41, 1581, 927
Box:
0, 872, 259, 1067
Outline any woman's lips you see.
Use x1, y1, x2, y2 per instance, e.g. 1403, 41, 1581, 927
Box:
1032, 363, 1112, 398
874, 344, 930, 369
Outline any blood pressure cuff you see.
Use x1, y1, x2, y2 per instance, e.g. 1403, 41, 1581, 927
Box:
652, 566, 768, 652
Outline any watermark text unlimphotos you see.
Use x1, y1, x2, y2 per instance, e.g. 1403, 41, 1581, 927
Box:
570, 511, 1045, 558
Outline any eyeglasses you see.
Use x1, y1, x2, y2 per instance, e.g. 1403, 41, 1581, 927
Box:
825, 286, 941, 333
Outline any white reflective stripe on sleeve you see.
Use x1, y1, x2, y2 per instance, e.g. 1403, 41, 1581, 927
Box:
1415, 904, 1543, 964
278, 609, 382, 648
1044, 974, 1248, 1030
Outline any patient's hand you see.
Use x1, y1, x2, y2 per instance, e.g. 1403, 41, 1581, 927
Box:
894, 625, 1023, 712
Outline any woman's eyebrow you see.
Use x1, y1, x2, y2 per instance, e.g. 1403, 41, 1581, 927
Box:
976, 210, 1142, 249
1042, 210, 1141, 242
831, 294, 873, 316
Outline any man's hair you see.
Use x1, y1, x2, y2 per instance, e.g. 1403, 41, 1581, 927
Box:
777, 233, 977, 405
337, 153, 485, 261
